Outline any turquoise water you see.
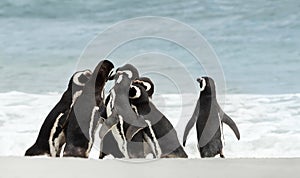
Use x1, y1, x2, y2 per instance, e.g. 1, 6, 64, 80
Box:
1, 0, 299, 94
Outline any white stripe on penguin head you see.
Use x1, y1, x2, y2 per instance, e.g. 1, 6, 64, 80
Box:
116, 75, 123, 84
73, 71, 86, 86
117, 70, 133, 79
129, 85, 141, 99
142, 82, 151, 91
135, 80, 151, 91
199, 77, 206, 92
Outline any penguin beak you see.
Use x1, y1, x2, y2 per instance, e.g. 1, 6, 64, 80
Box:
108, 69, 116, 81
108, 74, 115, 80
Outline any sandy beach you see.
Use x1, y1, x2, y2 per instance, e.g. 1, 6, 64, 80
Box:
1, 157, 299, 178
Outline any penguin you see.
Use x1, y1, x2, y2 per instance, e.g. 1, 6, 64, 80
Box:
25, 70, 92, 157
129, 78, 188, 158
63, 60, 114, 158
127, 82, 154, 157
99, 64, 147, 159
183, 76, 240, 158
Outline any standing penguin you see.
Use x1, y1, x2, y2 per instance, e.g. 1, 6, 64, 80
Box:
25, 70, 92, 157
63, 60, 114, 158
183, 77, 240, 158
99, 64, 147, 159
129, 78, 188, 158
99, 77, 154, 159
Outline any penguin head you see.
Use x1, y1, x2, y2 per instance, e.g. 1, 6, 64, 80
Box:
72, 70, 92, 87
133, 77, 154, 98
197, 76, 216, 97
129, 83, 149, 106
69, 69, 92, 93
93, 60, 115, 82
113, 64, 139, 81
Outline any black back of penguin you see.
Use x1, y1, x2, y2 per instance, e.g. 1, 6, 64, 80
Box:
63, 60, 114, 158
25, 70, 92, 156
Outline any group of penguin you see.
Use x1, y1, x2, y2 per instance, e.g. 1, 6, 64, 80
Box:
25, 59, 240, 159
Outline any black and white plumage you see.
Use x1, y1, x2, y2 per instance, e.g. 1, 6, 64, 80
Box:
25, 70, 92, 157
129, 78, 188, 158
99, 64, 148, 159
183, 77, 240, 158
63, 60, 114, 158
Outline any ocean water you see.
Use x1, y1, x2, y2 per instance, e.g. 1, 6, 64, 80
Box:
1, 0, 299, 94
0, 0, 300, 157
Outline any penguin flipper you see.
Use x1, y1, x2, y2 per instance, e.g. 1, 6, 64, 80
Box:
126, 125, 144, 141
222, 113, 240, 140
126, 116, 147, 141
218, 105, 240, 140
99, 115, 119, 139
183, 99, 200, 146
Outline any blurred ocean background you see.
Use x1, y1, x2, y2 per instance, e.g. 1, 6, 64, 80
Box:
0, 0, 300, 157
1, 0, 299, 94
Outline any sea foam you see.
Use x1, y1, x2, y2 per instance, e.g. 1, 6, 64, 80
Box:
0, 91, 299, 158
